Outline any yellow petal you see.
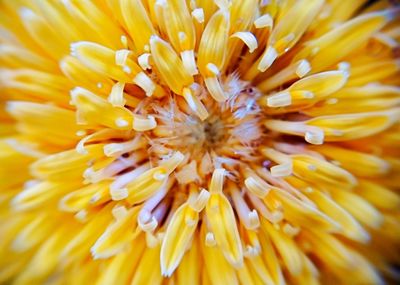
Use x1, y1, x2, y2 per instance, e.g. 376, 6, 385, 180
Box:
120, 0, 156, 54
122, 152, 184, 204
176, 234, 201, 285
270, 0, 324, 55
163, 0, 196, 52
306, 109, 400, 141
131, 243, 163, 285
0, 44, 58, 72
306, 190, 369, 242
311, 144, 390, 177
160, 203, 199, 276
71, 41, 154, 93
6, 101, 79, 148
301, 229, 356, 270
19, 8, 68, 59
262, 220, 303, 276
201, 224, 239, 285
272, 188, 340, 232
294, 10, 393, 71
31, 144, 104, 180
355, 180, 400, 210
265, 109, 400, 143
59, 181, 111, 212
197, 10, 230, 101
96, 236, 145, 285
149, 36, 193, 94
332, 190, 383, 229
206, 169, 243, 266
91, 207, 140, 259
290, 154, 357, 190
260, 70, 348, 112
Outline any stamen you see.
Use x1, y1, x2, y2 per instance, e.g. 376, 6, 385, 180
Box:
112, 205, 128, 220
138, 210, 158, 232
206, 174, 244, 266
115, 118, 129, 127
258, 60, 311, 92
209, 168, 225, 193
296, 60, 312, 77
191, 8, 204, 23
115, 49, 131, 66
264, 119, 326, 145
120, 35, 128, 48
75, 210, 87, 222
271, 162, 293, 177
204, 77, 229, 102
231, 187, 260, 230
110, 163, 150, 192
181, 50, 198, 75
254, 14, 273, 29
266, 91, 292, 107
108, 82, 126, 107
103, 136, 146, 157
161, 152, 185, 175
188, 189, 210, 212
110, 188, 128, 201
133, 72, 155, 97
138, 53, 152, 70
205, 232, 217, 247
132, 114, 157, 131
305, 129, 325, 145
231, 32, 258, 53
182, 87, 209, 120
247, 193, 284, 223
206, 63, 220, 75
244, 177, 270, 198
123, 66, 131, 74
258, 46, 277, 72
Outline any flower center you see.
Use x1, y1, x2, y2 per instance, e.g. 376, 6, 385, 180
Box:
149, 77, 264, 167
203, 115, 225, 146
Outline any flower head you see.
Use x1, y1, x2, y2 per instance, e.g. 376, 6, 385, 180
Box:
0, 0, 400, 284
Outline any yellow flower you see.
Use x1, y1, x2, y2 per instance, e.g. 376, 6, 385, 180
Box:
1, 0, 400, 284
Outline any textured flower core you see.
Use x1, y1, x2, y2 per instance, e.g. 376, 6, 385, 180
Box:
0, 0, 400, 285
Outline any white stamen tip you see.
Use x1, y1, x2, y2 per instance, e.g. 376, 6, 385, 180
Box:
327, 98, 338, 104
75, 210, 87, 222
122, 66, 131, 74
76, 130, 86, 137
338, 61, 350, 72
153, 171, 167, 181
138, 53, 152, 70
110, 188, 129, 201
191, 8, 204, 23
205, 232, 217, 247
181, 50, 198, 75
115, 49, 131, 66
133, 72, 155, 97
271, 162, 293, 177
231, 32, 258, 53
267, 92, 291, 107
206, 63, 220, 75
296, 60, 311, 77
120, 35, 128, 48
305, 129, 324, 145
254, 14, 273, 29
258, 46, 277, 72
112, 205, 128, 220
115, 118, 129, 127
307, 164, 317, 171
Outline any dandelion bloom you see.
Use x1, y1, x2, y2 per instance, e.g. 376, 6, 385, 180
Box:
1, 0, 400, 284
